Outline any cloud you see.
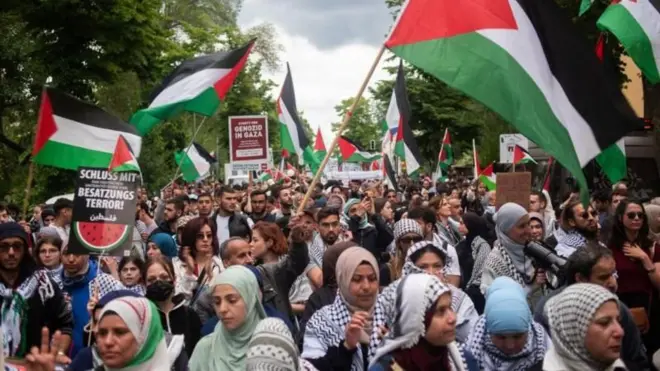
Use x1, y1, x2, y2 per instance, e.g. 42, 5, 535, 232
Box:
240, 0, 393, 49
240, 20, 394, 146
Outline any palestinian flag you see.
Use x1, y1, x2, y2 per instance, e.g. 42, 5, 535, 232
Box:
598, 0, 660, 84
278, 63, 319, 172
109, 135, 141, 174
479, 163, 497, 191
436, 129, 453, 176
390, 61, 422, 177
338, 136, 382, 163
257, 170, 273, 182
472, 139, 481, 179
33, 87, 142, 171
313, 128, 327, 162
513, 144, 537, 165
579, 0, 594, 16
130, 40, 255, 135
370, 160, 381, 171
383, 154, 398, 191
174, 142, 216, 182
386, 0, 643, 202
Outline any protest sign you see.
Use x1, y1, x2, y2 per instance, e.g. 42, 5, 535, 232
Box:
229, 115, 268, 171
68, 168, 139, 256
495, 172, 532, 210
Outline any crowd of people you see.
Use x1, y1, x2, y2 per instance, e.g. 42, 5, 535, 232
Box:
0, 174, 659, 370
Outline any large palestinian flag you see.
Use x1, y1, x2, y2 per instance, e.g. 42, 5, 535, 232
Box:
389, 61, 422, 177
130, 40, 255, 135
277, 63, 319, 172
174, 142, 216, 182
33, 87, 142, 171
598, 0, 660, 84
386, 0, 643, 201
338, 136, 382, 163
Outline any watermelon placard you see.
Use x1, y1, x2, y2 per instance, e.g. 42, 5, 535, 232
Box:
68, 167, 139, 256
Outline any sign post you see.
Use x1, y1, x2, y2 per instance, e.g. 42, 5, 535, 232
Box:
228, 115, 269, 172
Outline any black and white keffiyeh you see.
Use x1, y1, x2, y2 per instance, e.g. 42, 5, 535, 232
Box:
404, 239, 452, 277
484, 241, 532, 286
554, 229, 587, 258
466, 316, 549, 371
370, 274, 468, 371
302, 294, 387, 371
465, 236, 491, 288
393, 219, 423, 241
545, 283, 619, 370
307, 232, 345, 268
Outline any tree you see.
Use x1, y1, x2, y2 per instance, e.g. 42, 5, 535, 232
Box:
331, 97, 381, 151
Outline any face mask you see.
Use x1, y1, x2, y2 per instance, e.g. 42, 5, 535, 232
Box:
146, 280, 174, 302
350, 215, 363, 223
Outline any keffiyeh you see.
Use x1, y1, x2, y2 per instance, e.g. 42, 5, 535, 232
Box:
403, 240, 451, 277
493, 203, 533, 277
393, 219, 423, 241
555, 229, 587, 258
342, 199, 372, 230
545, 283, 619, 370
247, 318, 318, 371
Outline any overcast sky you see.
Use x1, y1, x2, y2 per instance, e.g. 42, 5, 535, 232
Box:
238, 0, 396, 143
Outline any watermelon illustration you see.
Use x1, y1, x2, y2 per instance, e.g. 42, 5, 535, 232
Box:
73, 221, 131, 252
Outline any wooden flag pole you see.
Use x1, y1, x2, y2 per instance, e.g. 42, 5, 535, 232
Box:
170, 115, 208, 187
22, 161, 35, 218
297, 44, 386, 213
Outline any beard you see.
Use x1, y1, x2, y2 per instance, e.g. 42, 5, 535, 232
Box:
576, 226, 598, 240
321, 232, 338, 246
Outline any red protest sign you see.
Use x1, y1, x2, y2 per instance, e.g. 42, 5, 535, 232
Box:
228, 116, 269, 166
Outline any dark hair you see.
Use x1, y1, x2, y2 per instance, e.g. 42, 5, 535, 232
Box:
253, 222, 288, 256
250, 190, 267, 200
119, 256, 146, 283
608, 199, 652, 251
215, 186, 235, 198
166, 198, 185, 213
41, 208, 55, 220
409, 244, 447, 266
229, 220, 252, 242
0, 203, 6, 213
592, 189, 611, 203
407, 207, 437, 226
611, 188, 628, 200
53, 198, 73, 216
143, 256, 175, 283
316, 207, 340, 223
137, 201, 151, 215
560, 200, 582, 229
531, 191, 546, 205
198, 192, 213, 201
33, 236, 63, 266
181, 216, 220, 258
565, 242, 613, 285
393, 203, 408, 223
374, 198, 388, 215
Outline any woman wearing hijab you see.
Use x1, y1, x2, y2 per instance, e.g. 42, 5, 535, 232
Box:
300, 241, 358, 339
342, 199, 394, 267
481, 203, 551, 308
247, 318, 319, 371
302, 246, 385, 370
457, 212, 492, 313
465, 277, 550, 370
145, 233, 177, 259
94, 296, 171, 370
528, 212, 546, 243
378, 240, 479, 346
369, 274, 479, 371
544, 283, 627, 370
190, 265, 266, 371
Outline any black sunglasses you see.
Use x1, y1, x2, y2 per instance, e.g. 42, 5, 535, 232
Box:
579, 210, 598, 219
626, 211, 644, 220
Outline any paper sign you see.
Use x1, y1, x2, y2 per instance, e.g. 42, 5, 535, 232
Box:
229, 116, 269, 165
495, 172, 532, 210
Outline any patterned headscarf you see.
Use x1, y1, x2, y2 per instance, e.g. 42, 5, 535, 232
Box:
370, 274, 467, 369
342, 199, 371, 229
402, 240, 449, 277
246, 318, 318, 371
546, 283, 618, 370
99, 297, 169, 371
393, 219, 424, 241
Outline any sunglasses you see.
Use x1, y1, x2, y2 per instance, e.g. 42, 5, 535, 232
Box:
626, 211, 644, 220
399, 236, 423, 244
579, 210, 598, 219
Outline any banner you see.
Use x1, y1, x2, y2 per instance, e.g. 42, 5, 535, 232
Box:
229, 115, 269, 171
68, 168, 139, 256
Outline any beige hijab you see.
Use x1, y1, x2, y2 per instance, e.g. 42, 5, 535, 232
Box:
335, 246, 379, 344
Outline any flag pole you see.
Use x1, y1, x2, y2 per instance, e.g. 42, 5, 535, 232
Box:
297, 44, 386, 213
22, 161, 35, 218
170, 115, 208, 186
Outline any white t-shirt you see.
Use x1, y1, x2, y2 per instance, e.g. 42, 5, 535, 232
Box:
433, 233, 461, 277
216, 215, 230, 244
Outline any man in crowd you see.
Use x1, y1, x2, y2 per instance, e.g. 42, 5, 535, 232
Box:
157, 198, 184, 236
40, 208, 55, 227
248, 190, 276, 223
51, 198, 73, 245
214, 186, 253, 244
591, 189, 611, 227
306, 207, 343, 288
135, 201, 158, 241
600, 188, 628, 243
407, 207, 461, 287
220, 237, 254, 267
448, 197, 467, 235
534, 242, 648, 369
197, 192, 214, 218
547, 200, 600, 258
272, 187, 294, 220
529, 190, 556, 239
0, 222, 72, 358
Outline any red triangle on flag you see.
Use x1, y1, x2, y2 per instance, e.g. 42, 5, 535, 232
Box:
109, 135, 134, 170
33, 90, 58, 156
338, 137, 357, 161
386, 0, 517, 48
314, 128, 326, 151
213, 40, 255, 100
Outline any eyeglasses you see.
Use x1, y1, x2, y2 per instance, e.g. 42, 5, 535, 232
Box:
399, 236, 423, 244
579, 210, 598, 219
0, 242, 25, 252
626, 211, 644, 220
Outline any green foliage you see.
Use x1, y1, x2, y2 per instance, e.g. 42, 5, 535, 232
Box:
331, 97, 381, 151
